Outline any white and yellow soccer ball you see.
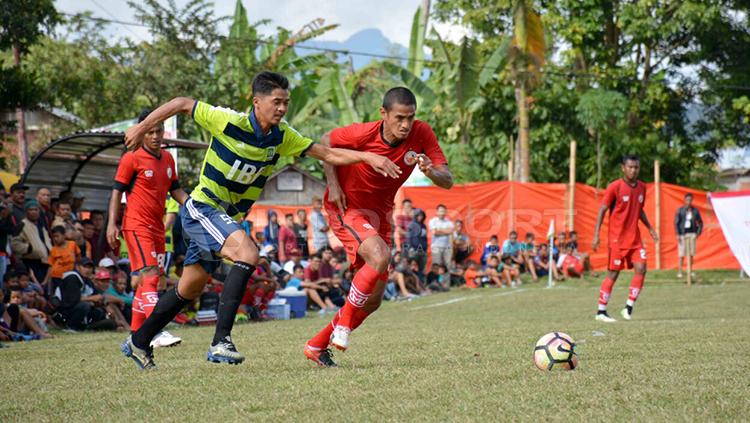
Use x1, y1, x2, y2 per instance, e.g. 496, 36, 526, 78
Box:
533, 332, 578, 371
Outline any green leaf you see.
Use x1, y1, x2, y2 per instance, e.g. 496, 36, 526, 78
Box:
408, 6, 426, 77
478, 37, 510, 87
456, 37, 479, 109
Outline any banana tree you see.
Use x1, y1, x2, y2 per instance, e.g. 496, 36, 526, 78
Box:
509, 0, 546, 182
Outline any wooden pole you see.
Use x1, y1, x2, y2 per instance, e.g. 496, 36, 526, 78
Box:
508, 160, 513, 182
568, 140, 576, 231
654, 160, 661, 270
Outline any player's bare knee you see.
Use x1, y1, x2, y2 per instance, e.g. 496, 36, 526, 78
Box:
140, 265, 160, 276
360, 237, 390, 272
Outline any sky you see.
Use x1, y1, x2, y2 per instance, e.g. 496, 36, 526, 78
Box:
55, 0, 467, 47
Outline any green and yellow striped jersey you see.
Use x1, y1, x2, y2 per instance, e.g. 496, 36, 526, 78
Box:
190, 100, 314, 219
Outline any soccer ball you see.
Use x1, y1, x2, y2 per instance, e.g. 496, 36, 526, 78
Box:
533, 332, 578, 371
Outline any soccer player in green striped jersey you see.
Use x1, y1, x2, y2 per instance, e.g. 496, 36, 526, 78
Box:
120, 71, 401, 369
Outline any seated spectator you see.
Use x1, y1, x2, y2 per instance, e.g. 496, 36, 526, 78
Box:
53, 258, 117, 331
557, 243, 584, 279
0, 288, 52, 340
45, 225, 81, 295
568, 231, 595, 275
462, 261, 483, 288
282, 249, 307, 275
303, 254, 337, 314
92, 269, 130, 331
98, 257, 117, 280
392, 257, 427, 298
449, 263, 466, 287
327, 272, 346, 308
452, 220, 473, 265
425, 263, 448, 292
481, 235, 500, 266
501, 231, 525, 270
534, 243, 550, 277
552, 231, 567, 262
485, 255, 510, 288
318, 247, 335, 279
286, 265, 305, 290
437, 264, 450, 290
501, 254, 522, 287
78, 219, 95, 259
520, 232, 539, 281
243, 262, 278, 321
17, 271, 46, 311
106, 271, 133, 323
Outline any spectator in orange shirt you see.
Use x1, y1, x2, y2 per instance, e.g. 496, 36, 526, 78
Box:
463, 261, 483, 288
45, 226, 81, 295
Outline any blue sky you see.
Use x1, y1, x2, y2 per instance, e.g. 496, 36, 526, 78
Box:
55, 0, 466, 47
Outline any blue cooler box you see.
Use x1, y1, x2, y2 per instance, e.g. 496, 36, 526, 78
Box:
266, 302, 290, 320
276, 292, 307, 318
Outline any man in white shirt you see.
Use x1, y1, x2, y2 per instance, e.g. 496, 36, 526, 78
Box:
428, 204, 454, 267
310, 197, 329, 254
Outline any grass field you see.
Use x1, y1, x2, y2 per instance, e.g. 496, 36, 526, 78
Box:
1, 270, 749, 422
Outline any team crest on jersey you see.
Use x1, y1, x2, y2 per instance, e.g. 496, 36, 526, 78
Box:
622, 195, 629, 202
404, 150, 418, 166
266, 147, 276, 160
613, 259, 622, 266
638, 194, 644, 203
167, 168, 173, 178
144, 170, 154, 178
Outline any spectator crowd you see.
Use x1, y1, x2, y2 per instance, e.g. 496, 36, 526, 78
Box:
1, 180, 601, 345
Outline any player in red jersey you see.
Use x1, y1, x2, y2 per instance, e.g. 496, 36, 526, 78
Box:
592, 155, 658, 322
304, 87, 453, 367
107, 110, 189, 347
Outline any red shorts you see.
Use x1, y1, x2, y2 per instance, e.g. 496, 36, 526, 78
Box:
122, 229, 166, 273
562, 255, 584, 276
608, 247, 646, 271
325, 204, 392, 271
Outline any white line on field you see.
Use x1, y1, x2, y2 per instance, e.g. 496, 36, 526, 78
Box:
411, 289, 527, 311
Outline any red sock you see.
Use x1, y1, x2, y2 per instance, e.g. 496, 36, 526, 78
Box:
307, 310, 341, 349
337, 264, 381, 329
349, 271, 388, 330
598, 277, 615, 311
130, 285, 145, 332
140, 274, 160, 319
628, 274, 645, 304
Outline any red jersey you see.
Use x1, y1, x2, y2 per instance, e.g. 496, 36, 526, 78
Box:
114, 147, 179, 231
327, 120, 447, 217
601, 179, 646, 249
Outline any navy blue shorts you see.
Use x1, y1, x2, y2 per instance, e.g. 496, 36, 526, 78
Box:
182, 198, 242, 273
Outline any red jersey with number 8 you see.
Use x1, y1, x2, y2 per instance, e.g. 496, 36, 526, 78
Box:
601, 179, 646, 250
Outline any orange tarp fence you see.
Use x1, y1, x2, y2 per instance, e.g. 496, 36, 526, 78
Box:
247, 181, 740, 270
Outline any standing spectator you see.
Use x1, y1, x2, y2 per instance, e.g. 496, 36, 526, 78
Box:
674, 193, 703, 278
452, 219, 472, 266
428, 204, 454, 267
319, 247, 335, 280
294, 209, 310, 258
263, 210, 280, 248
395, 199, 414, 250
481, 235, 500, 265
0, 201, 13, 287
278, 213, 298, 263
8, 183, 28, 232
71, 192, 85, 221
36, 187, 52, 229
79, 219, 95, 259
10, 200, 52, 283
405, 209, 428, 273
310, 196, 329, 253
88, 210, 112, 263
51, 200, 77, 240
45, 226, 81, 295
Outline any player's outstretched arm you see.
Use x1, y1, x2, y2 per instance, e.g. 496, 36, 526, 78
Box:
320, 132, 346, 213
591, 204, 608, 251
124, 97, 196, 150
170, 188, 189, 206
305, 143, 402, 178
417, 154, 453, 189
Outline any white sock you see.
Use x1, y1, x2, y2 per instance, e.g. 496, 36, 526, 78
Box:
598, 304, 607, 312
626, 299, 635, 307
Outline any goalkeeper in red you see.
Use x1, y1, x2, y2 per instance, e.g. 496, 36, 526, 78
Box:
305, 87, 453, 367
592, 155, 658, 322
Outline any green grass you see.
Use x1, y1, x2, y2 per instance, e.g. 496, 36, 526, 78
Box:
1, 270, 749, 422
